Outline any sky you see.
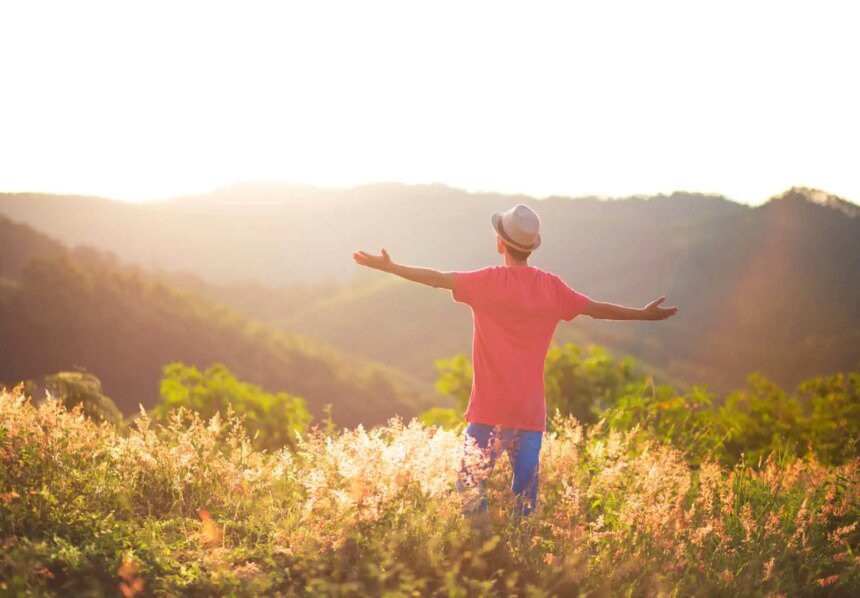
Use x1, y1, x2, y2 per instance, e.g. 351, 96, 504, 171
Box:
1, 1, 858, 205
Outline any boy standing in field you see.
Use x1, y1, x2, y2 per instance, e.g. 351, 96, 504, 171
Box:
353, 203, 678, 527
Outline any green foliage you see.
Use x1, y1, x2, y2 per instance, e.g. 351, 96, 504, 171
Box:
45, 371, 122, 426
428, 343, 645, 429
797, 372, 860, 463
153, 363, 311, 451
717, 373, 805, 466
603, 371, 860, 467
602, 379, 726, 464
427, 343, 860, 468
719, 372, 860, 466
319, 402, 337, 438
433, 354, 473, 412
417, 407, 464, 431
545, 343, 639, 425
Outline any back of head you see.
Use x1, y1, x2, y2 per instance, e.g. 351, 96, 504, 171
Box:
491, 203, 542, 260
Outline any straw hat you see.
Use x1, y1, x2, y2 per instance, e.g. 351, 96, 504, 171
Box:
491, 204, 542, 252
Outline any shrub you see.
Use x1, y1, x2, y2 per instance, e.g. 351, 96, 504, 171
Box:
153, 362, 311, 451
429, 343, 860, 467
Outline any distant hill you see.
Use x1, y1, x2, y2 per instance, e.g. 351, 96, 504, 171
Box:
0, 184, 747, 285
0, 215, 65, 279
0, 218, 440, 427
666, 187, 860, 387
1, 184, 858, 391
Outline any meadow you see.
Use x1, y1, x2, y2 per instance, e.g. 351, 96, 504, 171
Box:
2, 360, 858, 596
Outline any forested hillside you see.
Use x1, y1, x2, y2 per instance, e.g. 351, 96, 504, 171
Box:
1, 185, 858, 391
157, 187, 860, 391
0, 217, 439, 426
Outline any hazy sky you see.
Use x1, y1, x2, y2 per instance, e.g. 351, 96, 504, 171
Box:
2, 1, 858, 204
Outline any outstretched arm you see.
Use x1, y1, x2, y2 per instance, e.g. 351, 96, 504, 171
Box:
352, 248, 455, 290
582, 296, 679, 321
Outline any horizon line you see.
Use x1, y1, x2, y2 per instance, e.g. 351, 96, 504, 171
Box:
0, 180, 856, 208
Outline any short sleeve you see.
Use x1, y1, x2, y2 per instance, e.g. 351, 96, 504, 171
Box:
452, 267, 495, 307
555, 276, 592, 321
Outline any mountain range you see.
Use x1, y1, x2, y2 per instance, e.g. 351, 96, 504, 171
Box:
1, 184, 858, 394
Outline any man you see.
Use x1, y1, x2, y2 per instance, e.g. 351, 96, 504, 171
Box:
352, 203, 678, 528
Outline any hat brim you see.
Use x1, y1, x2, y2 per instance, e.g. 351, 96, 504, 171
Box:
491, 212, 541, 252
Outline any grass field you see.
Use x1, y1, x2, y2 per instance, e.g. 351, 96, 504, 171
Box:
1, 386, 858, 596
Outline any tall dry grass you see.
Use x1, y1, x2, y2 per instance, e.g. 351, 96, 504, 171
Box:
1, 386, 858, 595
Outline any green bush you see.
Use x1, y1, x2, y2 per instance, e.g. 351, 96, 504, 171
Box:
544, 343, 639, 424
417, 407, 464, 431
153, 363, 311, 451
719, 372, 860, 466
427, 343, 860, 467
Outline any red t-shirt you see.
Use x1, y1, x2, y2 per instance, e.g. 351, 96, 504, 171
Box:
452, 265, 592, 431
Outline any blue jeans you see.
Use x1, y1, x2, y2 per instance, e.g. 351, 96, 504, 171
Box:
456, 423, 543, 517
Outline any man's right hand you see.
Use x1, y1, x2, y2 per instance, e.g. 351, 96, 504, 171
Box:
353, 248, 392, 272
